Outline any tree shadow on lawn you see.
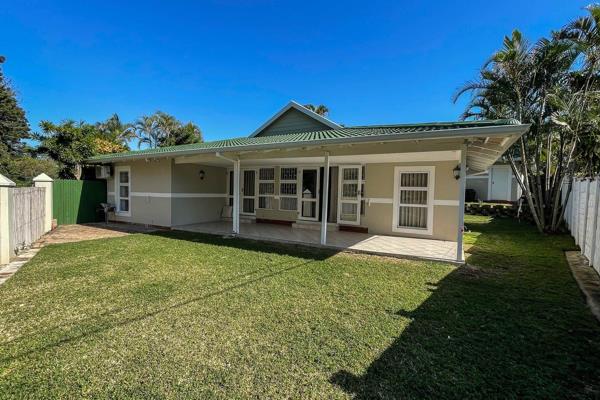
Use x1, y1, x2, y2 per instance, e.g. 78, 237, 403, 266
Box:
1, 235, 331, 364
148, 228, 340, 262
330, 217, 600, 398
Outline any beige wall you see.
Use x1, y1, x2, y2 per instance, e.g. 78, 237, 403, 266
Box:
107, 158, 173, 226
102, 154, 461, 241
361, 161, 459, 241
106, 160, 228, 227
171, 164, 227, 225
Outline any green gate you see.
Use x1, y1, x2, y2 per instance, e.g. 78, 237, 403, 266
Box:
53, 180, 107, 225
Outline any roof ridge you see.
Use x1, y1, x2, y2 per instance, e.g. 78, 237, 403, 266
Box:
348, 119, 520, 129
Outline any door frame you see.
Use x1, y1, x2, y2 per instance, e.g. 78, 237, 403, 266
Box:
241, 168, 258, 215
337, 164, 362, 225
489, 165, 511, 201
298, 167, 320, 222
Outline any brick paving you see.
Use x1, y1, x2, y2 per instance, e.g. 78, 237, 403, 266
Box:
0, 223, 158, 286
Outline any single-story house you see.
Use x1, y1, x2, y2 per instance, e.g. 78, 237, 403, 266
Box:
466, 162, 522, 202
87, 101, 529, 263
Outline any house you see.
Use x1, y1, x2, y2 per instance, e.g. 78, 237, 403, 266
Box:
87, 101, 529, 263
466, 162, 522, 203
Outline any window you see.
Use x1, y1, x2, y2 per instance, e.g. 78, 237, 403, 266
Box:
279, 167, 298, 211
258, 168, 275, 209
392, 167, 434, 235
115, 166, 131, 216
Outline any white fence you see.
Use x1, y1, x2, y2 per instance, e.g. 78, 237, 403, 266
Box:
563, 178, 600, 274
0, 173, 53, 265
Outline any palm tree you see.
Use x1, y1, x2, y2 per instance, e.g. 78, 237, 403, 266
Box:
95, 114, 134, 147
303, 104, 329, 117
453, 20, 599, 233
134, 114, 160, 149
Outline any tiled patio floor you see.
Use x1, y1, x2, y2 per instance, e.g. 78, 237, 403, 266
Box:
175, 221, 460, 263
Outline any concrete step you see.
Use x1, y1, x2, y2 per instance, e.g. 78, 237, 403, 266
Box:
292, 221, 338, 231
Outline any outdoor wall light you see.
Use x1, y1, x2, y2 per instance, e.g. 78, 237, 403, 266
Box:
453, 165, 461, 180
199, 169, 205, 180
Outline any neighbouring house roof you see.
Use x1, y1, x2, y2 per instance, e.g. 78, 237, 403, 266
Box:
87, 119, 525, 164
249, 101, 342, 137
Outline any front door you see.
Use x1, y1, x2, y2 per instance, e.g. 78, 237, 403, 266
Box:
337, 165, 362, 225
241, 169, 257, 215
299, 168, 319, 221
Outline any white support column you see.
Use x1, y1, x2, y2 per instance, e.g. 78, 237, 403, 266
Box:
0, 174, 16, 265
581, 179, 592, 255
232, 159, 241, 234
320, 153, 330, 245
33, 173, 54, 233
456, 145, 467, 263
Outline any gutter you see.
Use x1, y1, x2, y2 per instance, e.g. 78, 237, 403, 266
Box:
86, 124, 531, 164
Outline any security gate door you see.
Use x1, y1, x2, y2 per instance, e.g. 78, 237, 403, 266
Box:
337, 165, 362, 225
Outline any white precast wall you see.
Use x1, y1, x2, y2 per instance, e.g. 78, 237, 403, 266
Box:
0, 173, 53, 265
9, 187, 45, 255
563, 178, 600, 275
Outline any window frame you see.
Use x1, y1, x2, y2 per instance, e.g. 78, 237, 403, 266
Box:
114, 165, 131, 217
258, 167, 275, 210
278, 166, 298, 212
392, 166, 435, 235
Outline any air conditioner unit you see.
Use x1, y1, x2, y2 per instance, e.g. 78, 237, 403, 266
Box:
95, 165, 112, 179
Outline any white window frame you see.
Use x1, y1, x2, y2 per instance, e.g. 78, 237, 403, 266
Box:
258, 167, 275, 210
279, 166, 298, 212
392, 166, 435, 235
115, 166, 131, 217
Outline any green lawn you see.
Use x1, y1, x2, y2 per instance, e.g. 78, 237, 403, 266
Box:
0, 216, 599, 399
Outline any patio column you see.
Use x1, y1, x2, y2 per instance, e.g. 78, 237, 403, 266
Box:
232, 159, 241, 234
456, 144, 467, 263
320, 153, 330, 245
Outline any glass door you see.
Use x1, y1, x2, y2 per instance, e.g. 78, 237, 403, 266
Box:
337, 165, 362, 225
241, 169, 257, 215
299, 168, 319, 221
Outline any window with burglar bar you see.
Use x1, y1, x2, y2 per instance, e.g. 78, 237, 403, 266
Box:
394, 169, 433, 233
258, 168, 275, 209
279, 167, 298, 211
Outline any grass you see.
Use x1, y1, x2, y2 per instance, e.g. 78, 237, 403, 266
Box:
0, 215, 599, 398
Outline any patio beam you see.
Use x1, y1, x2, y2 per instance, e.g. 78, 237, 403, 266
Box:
456, 144, 467, 263
320, 153, 330, 245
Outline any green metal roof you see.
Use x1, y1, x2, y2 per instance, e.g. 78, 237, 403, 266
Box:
87, 119, 521, 162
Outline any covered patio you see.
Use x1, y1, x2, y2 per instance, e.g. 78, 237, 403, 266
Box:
174, 221, 459, 263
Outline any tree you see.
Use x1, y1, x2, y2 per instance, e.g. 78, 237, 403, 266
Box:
303, 104, 330, 117
0, 56, 30, 155
134, 111, 202, 148
95, 114, 134, 148
454, 6, 600, 233
35, 121, 97, 179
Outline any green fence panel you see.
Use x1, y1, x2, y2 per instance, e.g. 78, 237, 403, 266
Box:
53, 180, 107, 225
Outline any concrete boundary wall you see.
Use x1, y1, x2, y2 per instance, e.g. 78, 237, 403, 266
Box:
0, 173, 53, 265
563, 178, 600, 274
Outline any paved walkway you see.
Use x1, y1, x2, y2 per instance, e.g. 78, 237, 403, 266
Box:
176, 221, 461, 263
565, 251, 600, 322
0, 223, 157, 286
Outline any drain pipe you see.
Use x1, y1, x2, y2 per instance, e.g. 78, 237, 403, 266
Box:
216, 152, 240, 234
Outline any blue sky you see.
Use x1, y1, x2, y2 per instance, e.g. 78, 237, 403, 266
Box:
1, 0, 592, 143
